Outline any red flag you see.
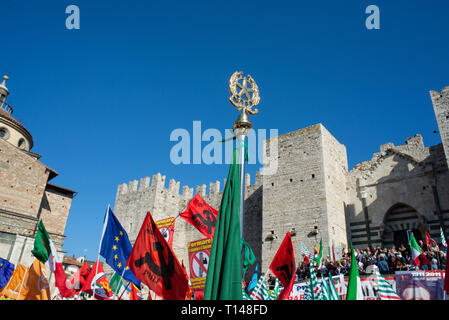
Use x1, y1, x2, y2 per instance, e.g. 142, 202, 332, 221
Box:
81, 260, 113, 300
425, 231, 433, 248
130, 284, 140, 300
269, 231, 296, 300
66, 262, 90, 291
54, 262, 75, 298
180, 193, 218, 238
127, 211, 189, 300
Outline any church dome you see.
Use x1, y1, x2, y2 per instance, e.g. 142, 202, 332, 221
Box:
0, 76, 34, 151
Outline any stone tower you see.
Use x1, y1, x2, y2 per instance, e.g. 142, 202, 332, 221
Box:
261, 124, 348, 271
431, 86, 449, 169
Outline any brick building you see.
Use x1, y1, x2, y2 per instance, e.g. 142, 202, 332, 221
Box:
0, 75, 76, 271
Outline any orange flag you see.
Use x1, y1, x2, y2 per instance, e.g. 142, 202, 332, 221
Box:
24, 258, 50, 300
0, 264, 29, 300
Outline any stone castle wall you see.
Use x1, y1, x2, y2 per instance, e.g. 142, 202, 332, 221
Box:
114, 171, 263, 279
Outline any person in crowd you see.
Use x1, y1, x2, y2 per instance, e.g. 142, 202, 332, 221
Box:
418, 252, 430, 270
377, 255, 390, 274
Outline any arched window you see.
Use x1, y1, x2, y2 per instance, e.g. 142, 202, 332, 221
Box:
0, 127, 9, 139
18, 138, 26, 149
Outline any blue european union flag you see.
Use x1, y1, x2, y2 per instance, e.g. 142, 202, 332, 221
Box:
100, 207, 141, 287
0, 257, 14, 289
247, 264, 258, 292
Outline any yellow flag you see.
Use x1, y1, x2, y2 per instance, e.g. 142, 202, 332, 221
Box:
24, 258, 51, 300
0, 264, 29, 300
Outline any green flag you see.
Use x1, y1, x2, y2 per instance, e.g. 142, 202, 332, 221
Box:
346, 244, 363, 300
109, 272, 124, 293
408, 231, 423, 265
314, 238, 323, 267
31, 220, 52, 263
203, 148, 243, 300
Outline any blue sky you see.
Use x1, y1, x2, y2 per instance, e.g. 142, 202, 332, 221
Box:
2, 1, 449, 260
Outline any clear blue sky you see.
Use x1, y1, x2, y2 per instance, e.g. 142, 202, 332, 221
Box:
2, 1, 449, 260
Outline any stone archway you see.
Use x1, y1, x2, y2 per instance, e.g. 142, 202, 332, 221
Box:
381, 203, 426, 248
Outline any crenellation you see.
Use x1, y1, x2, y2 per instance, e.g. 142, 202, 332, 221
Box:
210, 181, 220, 195
168, 179, 180, 194
139, 177, 150, 190
129, 180, 138, 192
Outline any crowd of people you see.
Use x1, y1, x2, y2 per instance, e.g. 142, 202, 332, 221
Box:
290, 239, 447, 283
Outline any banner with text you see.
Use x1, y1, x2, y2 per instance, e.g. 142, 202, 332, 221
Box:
187, 238, 212, 300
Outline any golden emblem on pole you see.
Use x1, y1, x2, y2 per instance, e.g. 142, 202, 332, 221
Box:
228, 71, 260, 131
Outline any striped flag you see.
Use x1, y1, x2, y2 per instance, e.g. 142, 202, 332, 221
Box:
303, 282, 312, 300
320, 277, 330, 300
309, 261, 322, 300
268, 277, 280, 300
441, 226, 447, 247
242, 288, 251, 300
327, 275, 340, 300
300, 243, 313, 258
373, 266, 400, 300
408, 231, 423, 266
249, 274, 270, 300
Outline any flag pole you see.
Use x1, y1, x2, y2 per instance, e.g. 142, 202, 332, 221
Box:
92, 204, 110, 299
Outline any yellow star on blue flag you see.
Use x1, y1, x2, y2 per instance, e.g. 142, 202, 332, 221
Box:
99, 207, 141, 287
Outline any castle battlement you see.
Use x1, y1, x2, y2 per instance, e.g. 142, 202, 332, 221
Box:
115, 170, 263, 204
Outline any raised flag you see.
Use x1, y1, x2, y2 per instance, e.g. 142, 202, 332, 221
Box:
99, 207, 141, 287
309, 259, 322, 300
180, 193, 218, 239
66, 262, 90, 291
373, 266, 400, 300
408, 231, 423, 266
425, 231, 434, 249
203, 148, 244, 300
81, 260, 113, 300
249, 274, 270, 300
0, 264, 29, 300
300, 243, 313, 259
314, 238, 323, 267
346, 244, 363, 300
24, 258, 50, 300
320, 276, 330, 300
127, 210, 189, 300
269, 231, 296, 300
247, 264, 259, 293
130, 283, 141, 300
269, 277, 280, 300
155, 217, 176, 249
440, 226, 447, 247
0, 258, 14, 289
327, 275, 340, 300
31, 219, 73, 298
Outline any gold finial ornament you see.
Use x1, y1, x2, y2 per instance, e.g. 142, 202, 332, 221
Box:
228, 71, 260, 131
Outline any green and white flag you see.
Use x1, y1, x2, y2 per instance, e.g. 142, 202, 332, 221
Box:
408, 231, 423, 266
309, 261, 322, 300
249, 274, 270, 300
327, 275, 340, 300
320, 277, 330, 300
346, 244, 363, 300
440, 226, 447, 247
373, 266, 400, 300
268, 277, 280, 300
303, 282, 312, 300
242, 288, 251, 300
